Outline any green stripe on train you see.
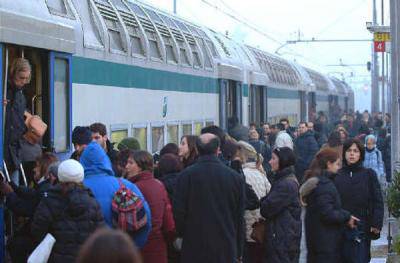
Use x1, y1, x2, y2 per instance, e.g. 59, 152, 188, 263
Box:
72, 56, 219, 94
72, 56, 300, 100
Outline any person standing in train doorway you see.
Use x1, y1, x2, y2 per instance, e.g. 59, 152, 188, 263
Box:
4, 58, 32, 185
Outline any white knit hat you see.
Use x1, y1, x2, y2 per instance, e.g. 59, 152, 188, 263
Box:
58, 159, 84, 183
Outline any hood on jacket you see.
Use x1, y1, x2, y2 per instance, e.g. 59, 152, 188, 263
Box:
80, 142, 114, 177
299, 177, 319, 206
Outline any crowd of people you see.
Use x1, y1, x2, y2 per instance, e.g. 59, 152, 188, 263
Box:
0, 107, 388, 263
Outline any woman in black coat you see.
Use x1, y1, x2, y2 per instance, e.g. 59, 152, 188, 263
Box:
300, 148, 358, 263
260, 147, 301, 263
31, 160, 104, 263
334, 138, 384, 263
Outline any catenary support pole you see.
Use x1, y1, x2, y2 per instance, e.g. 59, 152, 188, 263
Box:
372, 0, 380, 112
390, 0, 400, 174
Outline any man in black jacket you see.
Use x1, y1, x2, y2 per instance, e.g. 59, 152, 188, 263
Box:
174, 133, 245, 263
294, 122, 319, 182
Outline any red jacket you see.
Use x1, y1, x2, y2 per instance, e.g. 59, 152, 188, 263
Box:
129, 171, 175, 263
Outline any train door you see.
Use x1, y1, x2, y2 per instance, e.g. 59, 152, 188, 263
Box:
308, 92, 316, 121
299, 91, 307, 122
0, 44, 72, 260
249, 85, 267, 125
1, 45, 72, 174
0, 43, 5, 263
219, 79, 242, 130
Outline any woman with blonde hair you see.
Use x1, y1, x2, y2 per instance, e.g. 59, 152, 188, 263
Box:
237, 141, 271, 263
5, 58, 32, 184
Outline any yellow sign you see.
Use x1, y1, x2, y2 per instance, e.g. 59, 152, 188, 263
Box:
374, 32, 391, 41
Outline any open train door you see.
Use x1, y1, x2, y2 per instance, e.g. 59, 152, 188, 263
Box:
48, 52, 73, 160
0, 43, 5, 263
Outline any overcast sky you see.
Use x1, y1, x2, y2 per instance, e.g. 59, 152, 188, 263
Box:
140, 0, 390, 111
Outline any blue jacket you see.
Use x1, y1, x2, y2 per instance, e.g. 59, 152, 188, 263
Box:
80, 142, 151, 248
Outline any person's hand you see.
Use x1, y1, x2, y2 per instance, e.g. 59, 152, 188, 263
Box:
371, 227, 380, 234
0, 182, 13, 194
347, 215, 360, 229
3, 99, 8, 106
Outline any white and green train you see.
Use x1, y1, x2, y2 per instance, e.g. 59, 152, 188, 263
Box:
0, 0, 353, 156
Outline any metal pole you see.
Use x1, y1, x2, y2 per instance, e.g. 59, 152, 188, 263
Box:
372, 0, 380, 113
390, 0, 400, 174
382, 0, 385, 114
386, 52, 390, 113
173, 0, 177, 14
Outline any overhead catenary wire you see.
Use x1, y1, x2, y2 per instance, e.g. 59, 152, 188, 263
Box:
199, 0, 324, 67
315, 0, 368, 36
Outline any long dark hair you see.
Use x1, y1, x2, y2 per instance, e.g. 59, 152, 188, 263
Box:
181, 135, 199, 167
342, 138, 365, 166
304, 148, 340, 181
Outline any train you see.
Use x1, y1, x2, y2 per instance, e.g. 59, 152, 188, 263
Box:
0, 0, 354, 154
0, 0, 354, 260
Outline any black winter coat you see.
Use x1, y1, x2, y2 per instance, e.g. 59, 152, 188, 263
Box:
230, 159, 260, 210
4, 85, 27, 169
159, 172, 179, 202
6, 180, 52, 217
173, 155, 245, 263
31, 185, 104, 263
302, 172, 351, 263
260, 167, 301, 263
334, 163, 384, 233
294, 131, 319, 181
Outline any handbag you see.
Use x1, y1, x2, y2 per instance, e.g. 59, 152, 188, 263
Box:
24, 112, 47, 144
27, 233, 56, 263
250, 220, 266, 244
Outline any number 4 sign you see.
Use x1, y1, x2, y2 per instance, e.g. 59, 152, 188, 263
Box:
374, 41, 385, 52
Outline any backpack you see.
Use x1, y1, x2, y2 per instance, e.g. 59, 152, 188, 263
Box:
111, 179, 147, 234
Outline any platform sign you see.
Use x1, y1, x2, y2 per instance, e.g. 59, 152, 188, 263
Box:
374, 41, 385, 52
374, 32, 391, 41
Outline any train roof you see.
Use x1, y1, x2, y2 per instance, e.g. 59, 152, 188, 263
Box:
0, 0, 75, 53
0, 0, 350, 95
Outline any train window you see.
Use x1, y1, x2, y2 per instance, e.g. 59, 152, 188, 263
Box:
180, 47, 190, 65
94, 0, 126, 52
132, 126, 148, 151
53, 58, 70, 152
118, 8, 146, 56
164, 38, 177, 63
194, 122, 203, 135
206, 40, 218, 58
198, 38, 212, 68
182, 123, 192, 136
152, 126, 165, 153
111, 129, 128, 149
149, 38, 162, 59
193, 51, 201, 68
109, 30, 124, 51
167, 125, 179, 145
46, 0, 67, 15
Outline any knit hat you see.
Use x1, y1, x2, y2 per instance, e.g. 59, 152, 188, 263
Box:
117, 137, 141, 151
72, 126, 92, 145
58, 159, 84, 183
